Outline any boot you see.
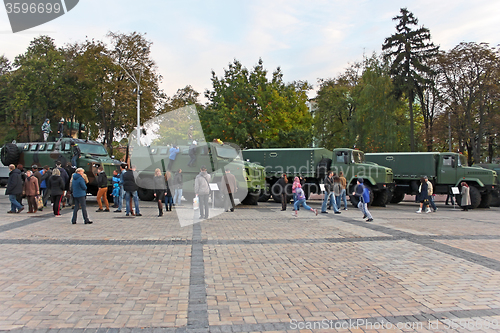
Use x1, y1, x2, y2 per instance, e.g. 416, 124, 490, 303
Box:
158, 208, 163, 217
169, 204, 172, 211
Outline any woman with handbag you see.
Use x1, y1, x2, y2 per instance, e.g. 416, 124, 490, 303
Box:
23, 170, 39, 213
48, 168, 65, 217
416, 177, 431, 213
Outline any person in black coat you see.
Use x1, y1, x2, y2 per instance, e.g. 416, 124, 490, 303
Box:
416, 177, 431, 213
276, 173, 288, 211
48, 168, 65, 216
6, 164, 24, 213
123, 165, 141, 217
153, 168, 165, 216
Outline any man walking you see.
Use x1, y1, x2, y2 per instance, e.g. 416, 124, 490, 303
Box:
71, 168, 93, 224
425, 176, 437, 212
95, 166, 110, 212
353, 178, 373, 222
123, 165, 141, 217
321, 171, 340, 214
6, 164, 24, 213
221, 168, 237, 212
194, 165, 211, 219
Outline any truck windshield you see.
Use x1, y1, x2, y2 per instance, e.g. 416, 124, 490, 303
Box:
458, 154, 467, 167
78, 144, 108, 155
215, 146, 241, 160
353, 151, 365, 163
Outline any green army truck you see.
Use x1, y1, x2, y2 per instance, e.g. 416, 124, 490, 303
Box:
241, 147, 394, 206
365, 152, 499, 209
1, 138, 121, 196
476, 163, 500, 207
130, 141, 266, 205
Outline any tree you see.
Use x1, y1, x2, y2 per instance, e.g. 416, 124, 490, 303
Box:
436, 42, 500, 164
382, 8, 439, 151
202, 59, 313, 148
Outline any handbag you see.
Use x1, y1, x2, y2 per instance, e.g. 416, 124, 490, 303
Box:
36, 195, 43, 210
193, 196, 199, 210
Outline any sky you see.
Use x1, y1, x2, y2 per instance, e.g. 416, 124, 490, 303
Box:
1, 0, 499, 102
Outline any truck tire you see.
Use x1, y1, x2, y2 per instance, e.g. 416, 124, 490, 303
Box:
478, 192, 492, 208
1, 143, 20, 166
490, 190, 500, 207
137, 187, 155, 201
458, 186, 481, 209
390, 191, 405, 204
258, 183, 271, 202
242, 192, 259, 205
371, 189, 389, 207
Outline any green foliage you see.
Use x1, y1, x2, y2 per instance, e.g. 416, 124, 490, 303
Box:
382, 8, 439, 151
314, 54, 410, 153
202, 59, 313, 148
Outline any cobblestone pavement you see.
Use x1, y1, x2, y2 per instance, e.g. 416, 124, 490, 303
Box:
0, 194, 500, 332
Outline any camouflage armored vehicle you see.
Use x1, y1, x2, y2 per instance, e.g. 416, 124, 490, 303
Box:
365, 152, 499, 209
1, 138, 121, 195
241, 147, 394, 206
130, 141, 266, 205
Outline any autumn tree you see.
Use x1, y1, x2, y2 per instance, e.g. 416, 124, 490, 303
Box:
202, 59, 313, 148
382, 8, 439, 151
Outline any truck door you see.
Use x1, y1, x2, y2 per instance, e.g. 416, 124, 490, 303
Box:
439, 155, 457, 185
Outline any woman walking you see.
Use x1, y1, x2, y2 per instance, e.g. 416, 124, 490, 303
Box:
153, 168, 165, 217
48, 168, 65, 216
416, 177, 431, 213
23, 170, 39, 213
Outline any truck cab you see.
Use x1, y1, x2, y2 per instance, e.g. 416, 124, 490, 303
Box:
331, 149, 394, 206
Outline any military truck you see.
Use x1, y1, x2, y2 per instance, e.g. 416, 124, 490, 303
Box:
241, 148, 394, 206
476, 163, 500, 207
1, 138, 121, 195
130, 141, 266, 205
365, 152, 499, 209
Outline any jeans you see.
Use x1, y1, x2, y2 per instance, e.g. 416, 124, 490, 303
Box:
118, 185, 124, 210
340, 189, 348, 209
357, 201, 372, 219
165, 196, 173, 208
321, 192, 339, 212
429, 196, 437, 211
294, 198, 312, 211
174, 188, 183, 205
198, 194, 209, 218
125, 191, 140, 215
72, 196, 90, 223
9, 194, 23, 212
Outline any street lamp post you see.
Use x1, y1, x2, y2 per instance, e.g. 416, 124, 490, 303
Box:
103, 47, 145, 146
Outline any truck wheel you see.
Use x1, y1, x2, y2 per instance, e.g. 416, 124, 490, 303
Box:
478, 192, 492, 208
1, 143, 20, 166
490, 190, 500, 207
137, 187, 155, 201
258, 183, 271, 202
371, 189, 389, 207
390, 191, 405, 204
242, 192, 259, 205
459, 186, 481, 209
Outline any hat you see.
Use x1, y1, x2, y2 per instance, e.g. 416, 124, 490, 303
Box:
424, 176, 428, 179
31, 165, 38, 169
357, 177, 364, 183
192, 140, 197, 145
60, 118, 64, 122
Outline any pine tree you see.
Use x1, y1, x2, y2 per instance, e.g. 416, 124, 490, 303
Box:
382, 8, 439, 151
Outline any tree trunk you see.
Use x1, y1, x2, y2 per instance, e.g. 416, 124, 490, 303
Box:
408, 93, 415, 152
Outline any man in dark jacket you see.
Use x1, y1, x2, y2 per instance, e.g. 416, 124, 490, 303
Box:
352, 177, 373, 222
55, 161, 69, 187
6, 164, 24, 213
32, 165, 43, 192
321, 171, 339, 214
187, 141, 197, 167
123, 165, 141, 217
40, 165, 52, 208
96, 166, 110, 212
71, 168, 92, 224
